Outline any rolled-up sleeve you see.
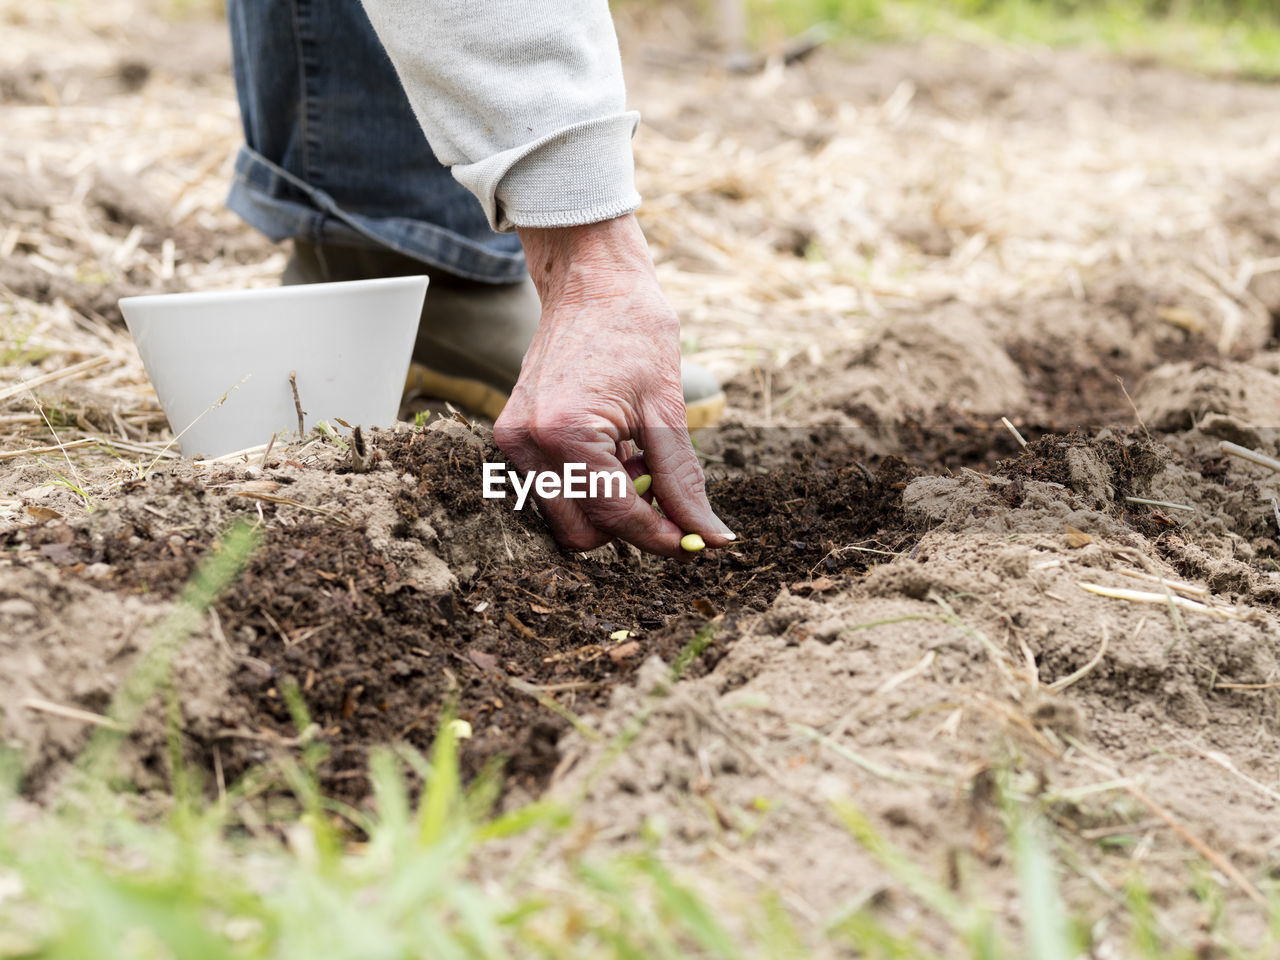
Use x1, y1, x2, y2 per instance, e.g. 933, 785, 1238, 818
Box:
358, 0, 641, 232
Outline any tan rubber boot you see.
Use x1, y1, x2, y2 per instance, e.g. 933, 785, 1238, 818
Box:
284, 240, 727, 428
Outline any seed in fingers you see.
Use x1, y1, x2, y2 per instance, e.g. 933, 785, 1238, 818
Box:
680, 533, 706, 553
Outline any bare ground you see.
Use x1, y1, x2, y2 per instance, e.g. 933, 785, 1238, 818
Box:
3, 1, 1280, 954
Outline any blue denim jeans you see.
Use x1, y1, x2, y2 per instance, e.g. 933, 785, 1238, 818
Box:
225, 0, 527, 283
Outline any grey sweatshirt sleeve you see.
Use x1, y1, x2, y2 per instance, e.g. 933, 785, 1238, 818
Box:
358, 0, 641, 233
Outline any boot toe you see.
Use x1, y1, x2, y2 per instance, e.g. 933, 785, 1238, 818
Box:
681, 360, 726, 430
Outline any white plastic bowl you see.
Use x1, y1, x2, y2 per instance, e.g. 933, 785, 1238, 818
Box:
120, 276, 427, 458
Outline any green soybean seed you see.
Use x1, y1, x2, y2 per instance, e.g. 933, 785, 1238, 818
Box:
680, 533, 706, 553
633, 474, 652, 496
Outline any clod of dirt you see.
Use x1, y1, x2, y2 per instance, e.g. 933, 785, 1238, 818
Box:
836, 307, 1030, 422
902, 473, 1122, 543
995, 431, 1163, 499
1197, 413, 1263, 450
1135, 361, 1280, 434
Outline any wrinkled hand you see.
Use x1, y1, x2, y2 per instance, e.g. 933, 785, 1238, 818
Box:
494, 214, 734, 557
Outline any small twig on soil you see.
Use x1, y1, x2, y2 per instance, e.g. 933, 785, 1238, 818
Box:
1114, 569, 1207, 598
503, 611, 549, 647
960, 467, 1011, 486
810, 542, 902, 574
1000, 416, 1028, 451
94, 437, 180, 460
213, 745, 226, 806
1047, 624, 1108, 693
499, 515, 515, 562
0, 438, 96, 460
213, 725, 319, 748
874, 649, 936, 698
192, 440, 274, 467
208, 607, 229, 653
443, 402, 474, 432
260, 608, 290, 647
1078, 819, 1167, 842
289, 370, 306, 439
508, 582, 559, 610
347, 425, 372, 473
260, 431, 277, 469
1272, 497, 1280, 535
1124, 496, 1196, 513
1079, 582, 1242, 620
1016, 631, 1039, 689
21, 696, 125, 730
1051, 777, 1138, 802
506, 676, 602, 741
515, 680, 605, 693
1218, 440, 1280, 474
1190, 745, 1280, 805
1115, 376, 1150, 441
0, 356, 110, 404
1066, 735, 1267, 907
707, 842, 822, 925
1106, 547, 1202, 639
826, 650, 936, 740
231, 490, 350, 524
794, 723, 951, 789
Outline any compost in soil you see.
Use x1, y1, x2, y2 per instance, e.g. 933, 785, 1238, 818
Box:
4, 422, 925, 797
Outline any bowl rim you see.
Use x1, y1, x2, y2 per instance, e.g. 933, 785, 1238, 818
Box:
118, 274, 428, 310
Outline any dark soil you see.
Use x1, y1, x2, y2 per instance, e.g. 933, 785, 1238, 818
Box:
10, 327, 1277, 805
2, 428, 924, 800
9, 355, 1276, 802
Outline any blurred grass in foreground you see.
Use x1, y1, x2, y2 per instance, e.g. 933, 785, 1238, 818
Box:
744, 0, 1280, 78
8, 716, 1270, 958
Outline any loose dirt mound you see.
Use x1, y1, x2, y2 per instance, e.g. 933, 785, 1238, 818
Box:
1, 420, 921, 800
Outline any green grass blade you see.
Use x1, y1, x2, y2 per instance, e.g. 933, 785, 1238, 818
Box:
1010, 814, 1073, 960
417, 719, 461, 847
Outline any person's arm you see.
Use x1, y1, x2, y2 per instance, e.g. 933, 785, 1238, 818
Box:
358, 0, 734, 554
357, 0, 639, 232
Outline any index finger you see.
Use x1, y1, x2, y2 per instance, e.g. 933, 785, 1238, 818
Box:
638, 422, 736, 548
568, 451, 690, 557
536, 433, 690, 557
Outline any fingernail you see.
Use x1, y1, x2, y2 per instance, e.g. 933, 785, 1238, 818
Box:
633, 474, 652, 496
714, 518, 736, 541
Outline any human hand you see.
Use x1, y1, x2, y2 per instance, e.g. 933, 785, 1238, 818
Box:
494, 214, 735, 557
